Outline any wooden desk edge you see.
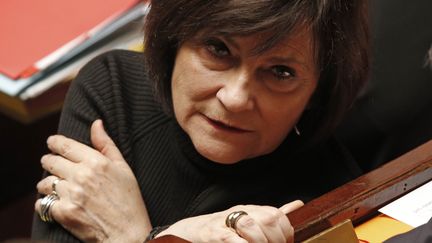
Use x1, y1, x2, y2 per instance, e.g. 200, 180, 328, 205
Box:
288, 139, 432, 242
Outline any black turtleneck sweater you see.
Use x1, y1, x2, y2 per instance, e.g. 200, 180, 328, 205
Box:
32, 50, 362, 242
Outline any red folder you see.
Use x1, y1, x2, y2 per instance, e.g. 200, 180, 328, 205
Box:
0, 0, 139, 79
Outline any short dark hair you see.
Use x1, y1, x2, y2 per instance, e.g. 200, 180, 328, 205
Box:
144, 0, 370, 144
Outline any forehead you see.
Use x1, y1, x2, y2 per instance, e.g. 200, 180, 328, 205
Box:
237, 27, 314, 56
222, 27, 318, 70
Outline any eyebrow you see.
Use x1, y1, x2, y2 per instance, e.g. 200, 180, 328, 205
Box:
222, 36, 240, 51
221, 35, 315, 71
267, 56, 309, 68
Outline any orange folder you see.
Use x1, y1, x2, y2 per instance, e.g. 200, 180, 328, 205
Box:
0, 0, 139, 79
355, 214, 413, 242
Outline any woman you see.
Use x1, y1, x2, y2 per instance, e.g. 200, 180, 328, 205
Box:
32, 0, 369, 242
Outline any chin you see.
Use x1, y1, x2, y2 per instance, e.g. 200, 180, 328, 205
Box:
195, 143, 247, 165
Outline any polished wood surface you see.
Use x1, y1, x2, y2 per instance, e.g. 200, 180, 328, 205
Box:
288, 139, 432, 242
149, 140, 432, 243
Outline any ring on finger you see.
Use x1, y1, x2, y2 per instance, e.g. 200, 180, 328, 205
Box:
225, 211, 248, 234
39, 193, 59, 223
52, 178, 62, 195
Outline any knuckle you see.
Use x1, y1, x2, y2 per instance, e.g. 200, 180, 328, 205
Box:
90, 158, 109, 172
237, 216, 255, 229
69, 185, 87, 205
60, 204, 82, 225
100, 144, 114, 157
260, 208, 282, 227
75, 169, 94, 185
59, 141, 72, 156
87, 157, 99, 165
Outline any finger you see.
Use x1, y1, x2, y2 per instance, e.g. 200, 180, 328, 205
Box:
34, 197, 92, 241
34, 198, 43, 217
255, 206, 289, 243
90, 119, 124, 162
45, 200, 104, 243
277, 212, 294, 242
35, 196, 71, 225
234, 214, 267, 242
41, 154, 76, 179
279, 200, 304, 214
34, 196, 62, 222
36, 175, 66, 196
47, 134, 105, 164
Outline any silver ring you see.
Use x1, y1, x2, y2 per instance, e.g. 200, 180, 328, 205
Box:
39, 193, 59, 223
225, 211, 248, 233
52, 178, 62, 195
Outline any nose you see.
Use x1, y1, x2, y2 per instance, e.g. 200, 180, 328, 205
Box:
216, 73, 254, 112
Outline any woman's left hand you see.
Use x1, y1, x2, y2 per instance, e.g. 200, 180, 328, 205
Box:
35, 120, 151, 243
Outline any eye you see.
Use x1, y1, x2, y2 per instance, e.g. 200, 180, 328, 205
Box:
263, 65, 300, 92
204, 38, 231, 58
271, 65, 295, 80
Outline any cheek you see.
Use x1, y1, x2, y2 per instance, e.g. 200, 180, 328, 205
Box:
256, 92, 312, 150
260, 108, 296, 147
171, 58, 221, 126
172, 58, 193, 125
172, 52, 204, 102
172, 57, 222, 101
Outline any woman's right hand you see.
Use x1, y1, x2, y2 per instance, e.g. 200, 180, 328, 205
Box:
157, 200, 303, 243
35, 120, 151, 242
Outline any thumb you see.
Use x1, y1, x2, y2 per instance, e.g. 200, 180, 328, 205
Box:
90, 119, 124, 162
279, 200, 304, 214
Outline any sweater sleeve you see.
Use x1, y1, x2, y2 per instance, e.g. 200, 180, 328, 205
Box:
31, 50, 137, 242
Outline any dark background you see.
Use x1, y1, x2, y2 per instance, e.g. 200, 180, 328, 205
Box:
0, 112, 60, 240
337, 0, 432, 171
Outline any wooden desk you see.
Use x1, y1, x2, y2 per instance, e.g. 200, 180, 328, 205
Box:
149, 140, 432, 243
288, 140, 432, 242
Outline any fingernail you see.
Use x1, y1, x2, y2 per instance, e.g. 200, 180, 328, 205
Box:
98, 119, 104, 129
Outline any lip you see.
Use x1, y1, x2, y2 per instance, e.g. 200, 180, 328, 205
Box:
202, 114, 252, 133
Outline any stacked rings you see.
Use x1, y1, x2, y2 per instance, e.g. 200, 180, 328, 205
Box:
39, 193, 59, 223
225, 211, 248, 233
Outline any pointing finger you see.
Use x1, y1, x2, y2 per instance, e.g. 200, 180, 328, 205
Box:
279, 200, 304, 214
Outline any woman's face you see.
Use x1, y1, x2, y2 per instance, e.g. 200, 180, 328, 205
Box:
171, 29, 319, 164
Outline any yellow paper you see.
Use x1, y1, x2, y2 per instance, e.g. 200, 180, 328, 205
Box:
355, 214, 413, 242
